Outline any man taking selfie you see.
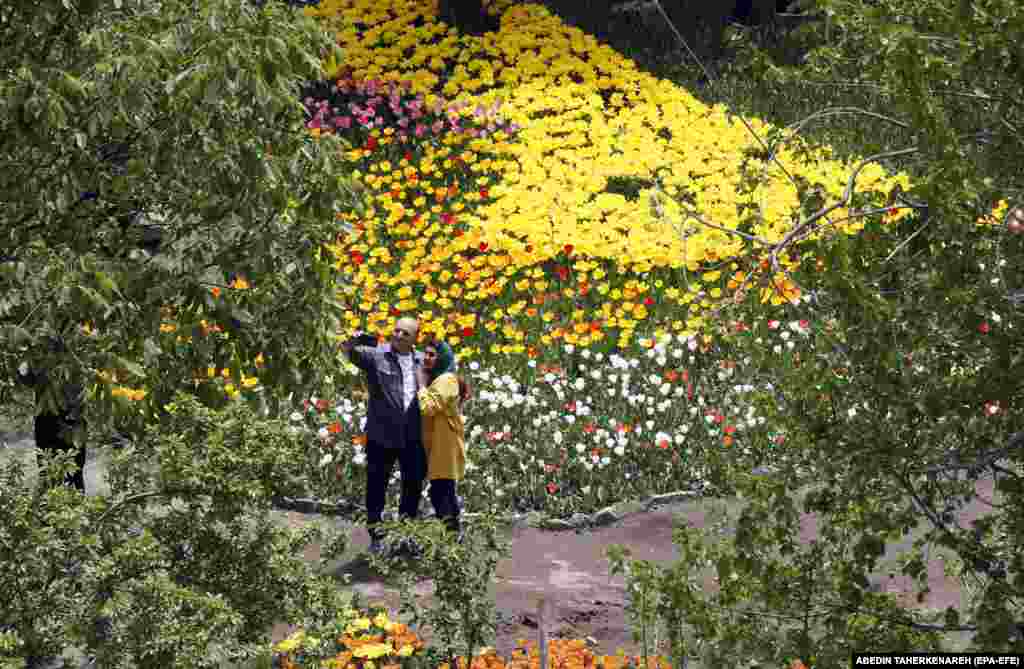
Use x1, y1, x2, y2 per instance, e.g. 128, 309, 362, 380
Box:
342, 317, 427, 556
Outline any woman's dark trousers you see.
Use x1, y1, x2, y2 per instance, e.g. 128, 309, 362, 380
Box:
428, 478, 461, 535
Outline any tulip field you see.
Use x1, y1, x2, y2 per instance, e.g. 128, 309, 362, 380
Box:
251, 0, 927, 518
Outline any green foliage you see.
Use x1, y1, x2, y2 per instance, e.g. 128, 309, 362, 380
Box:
0, 0, 360, 432
369, 513, 511, 665
1, 396, 352, 667
0, 1, 363, 661
613, 0, 1024, 659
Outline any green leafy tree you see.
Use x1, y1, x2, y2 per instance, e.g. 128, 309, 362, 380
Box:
616, 0, 1024, 662
1, 0, 363, 664
1, 0, 359, 430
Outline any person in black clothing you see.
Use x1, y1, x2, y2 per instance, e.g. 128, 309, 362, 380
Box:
17, 338, 87, 492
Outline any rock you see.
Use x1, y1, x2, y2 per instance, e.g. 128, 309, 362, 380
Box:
612, 500, 645, 517
291, 498, 319, 514
591, 506, 619, 527
539, 517, 575, 531
500, 513, 525, 528
568, 512, 589, 528
523, 511, 544, 528
644, 490, 697, 509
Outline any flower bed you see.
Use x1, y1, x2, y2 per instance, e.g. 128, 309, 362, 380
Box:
123, 0, 1013, 519
267, 0, 912, 518
273, 606, 674, 669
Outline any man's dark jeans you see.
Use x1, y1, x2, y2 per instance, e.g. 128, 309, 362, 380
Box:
365, 442, 427, 540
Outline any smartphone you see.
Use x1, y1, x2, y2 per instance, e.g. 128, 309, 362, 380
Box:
354, 333, 379, 348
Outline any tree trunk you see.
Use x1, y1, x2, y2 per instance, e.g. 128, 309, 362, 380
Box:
661, 0, 733, 61
546, 0, 612, 39
437, 0, 491, 35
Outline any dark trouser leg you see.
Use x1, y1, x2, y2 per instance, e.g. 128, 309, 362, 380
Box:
35, 412, 86, 492
428, 478, 460, 534
365, 445, 400, 541
397, 443, 427, 520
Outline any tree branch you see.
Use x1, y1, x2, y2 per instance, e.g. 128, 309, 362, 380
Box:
97, 488, 192, 525
915, 432, 1024, 476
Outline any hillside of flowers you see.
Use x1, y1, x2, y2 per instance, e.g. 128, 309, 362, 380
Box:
221, 0, 927, 517
106, 0, 925, 515
302, 0, 914, 354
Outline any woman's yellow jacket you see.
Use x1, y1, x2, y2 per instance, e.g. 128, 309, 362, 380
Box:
418, 371, 466, 481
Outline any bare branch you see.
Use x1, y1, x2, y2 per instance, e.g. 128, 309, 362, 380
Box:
97, 489, 190, 525
915, 432, 1024, 476
649, 0, 803, 197
882, 218, 934, 264
785, 107, 911, 137
767, 146, 919, 272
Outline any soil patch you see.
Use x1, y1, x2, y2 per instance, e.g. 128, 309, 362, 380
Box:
281, 477, 996, 659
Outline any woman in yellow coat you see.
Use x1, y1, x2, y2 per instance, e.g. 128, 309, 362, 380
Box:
415, 340, 467, 539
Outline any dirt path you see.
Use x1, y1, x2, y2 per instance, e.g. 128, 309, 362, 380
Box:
293, 476, 996, 659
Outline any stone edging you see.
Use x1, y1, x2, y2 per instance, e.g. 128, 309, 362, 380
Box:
270, 488, 703, 531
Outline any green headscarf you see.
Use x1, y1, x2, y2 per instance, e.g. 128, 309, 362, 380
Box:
427, 340, 455, 384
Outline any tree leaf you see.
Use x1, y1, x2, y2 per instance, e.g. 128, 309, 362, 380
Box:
115, 356, 146, 379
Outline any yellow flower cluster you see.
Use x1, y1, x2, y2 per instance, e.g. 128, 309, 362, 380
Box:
276, 609, 424, 669
111, 385, 148, 401
306, 0, 915, 353
978, 198, 1010, 225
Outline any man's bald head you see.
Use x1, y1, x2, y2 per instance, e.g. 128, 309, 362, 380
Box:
390, 317, 419, 354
